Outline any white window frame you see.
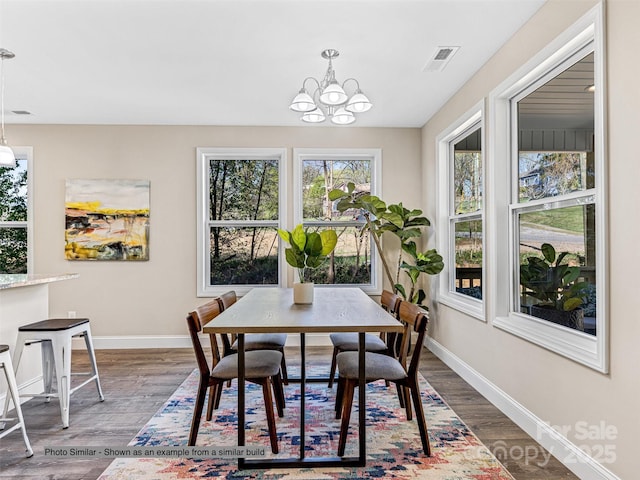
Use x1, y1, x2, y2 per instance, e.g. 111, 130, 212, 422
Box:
488, 4, 608, 372
293, 148, 382, 294
436, 103, 485, 320
0, 147, 34, 273
196, 147, 287, 297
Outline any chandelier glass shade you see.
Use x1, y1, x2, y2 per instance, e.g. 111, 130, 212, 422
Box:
0, 48, 16, 168
289, 49, 372, 125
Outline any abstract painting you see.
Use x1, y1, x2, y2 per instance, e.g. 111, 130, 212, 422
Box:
65, 179, 150, 261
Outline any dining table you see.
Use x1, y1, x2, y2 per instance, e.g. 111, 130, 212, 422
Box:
202, 286, 403, 469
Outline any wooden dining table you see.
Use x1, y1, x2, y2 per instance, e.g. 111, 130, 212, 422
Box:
202, 287, 403, 469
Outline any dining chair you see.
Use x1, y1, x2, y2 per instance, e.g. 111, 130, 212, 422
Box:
334, 300, 431, 457
186, 299, 285, 453
327, 290, 402, 388
216, 290, 289, 384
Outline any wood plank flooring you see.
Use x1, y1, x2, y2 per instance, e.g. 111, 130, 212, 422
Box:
0, 347, 579, 479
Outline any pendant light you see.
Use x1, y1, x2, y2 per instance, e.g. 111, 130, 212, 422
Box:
0, 48, 16, 168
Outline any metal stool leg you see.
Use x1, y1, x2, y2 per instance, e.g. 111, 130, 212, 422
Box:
41, 340, 55, 402
51, 334, 73, 429
82, 328, 104, 401
2, 339, 24, 422
0, 349, 34, 457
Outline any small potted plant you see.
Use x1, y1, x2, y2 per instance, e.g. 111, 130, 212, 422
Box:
520, 243, 589, 330
277, 224, 337, 304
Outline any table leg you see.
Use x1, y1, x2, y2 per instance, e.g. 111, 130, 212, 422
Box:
237, 334, 246, 469
299, 332, 306, 460
358, 331, 366, 466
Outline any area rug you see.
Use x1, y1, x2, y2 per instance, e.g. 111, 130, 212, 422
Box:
98, 365, 514, 479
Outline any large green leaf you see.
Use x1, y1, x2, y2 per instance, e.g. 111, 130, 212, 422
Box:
541, 243, 556, 263
285, 248, 305, 269
319, 229, 338, 255
304, 232, 323, 257
563, 297, 583, 311
291, 224, 307, 251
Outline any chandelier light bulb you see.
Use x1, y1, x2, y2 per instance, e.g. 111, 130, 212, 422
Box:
319, 81, 348, 106
301, 108, 326, 123
345, 91, 372, 113
331, 107, 355, 125
289, 89, 316, 112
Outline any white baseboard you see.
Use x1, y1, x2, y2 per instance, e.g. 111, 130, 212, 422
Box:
425, 338, 621, 480
0, 375, 44, 408
72, 333, 333, 350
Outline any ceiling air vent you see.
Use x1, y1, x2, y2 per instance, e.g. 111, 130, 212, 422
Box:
423, 46, 460, 72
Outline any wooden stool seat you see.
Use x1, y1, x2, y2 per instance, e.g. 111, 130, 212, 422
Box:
4, 318, 104, 429
0, 344, 34, 457
18, 318, 90, 331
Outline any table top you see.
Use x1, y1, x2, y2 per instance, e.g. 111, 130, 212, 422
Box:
202, 287, 403, 334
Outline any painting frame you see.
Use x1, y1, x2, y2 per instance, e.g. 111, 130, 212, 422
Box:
65, 179, 150, 261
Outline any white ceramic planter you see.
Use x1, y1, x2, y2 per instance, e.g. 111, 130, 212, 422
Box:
293, 282, 314, 304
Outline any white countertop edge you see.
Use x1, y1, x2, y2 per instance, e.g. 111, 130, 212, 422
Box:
0, 273, 79, 290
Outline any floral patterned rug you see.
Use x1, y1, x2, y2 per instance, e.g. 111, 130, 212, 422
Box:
98, 365, 514, 479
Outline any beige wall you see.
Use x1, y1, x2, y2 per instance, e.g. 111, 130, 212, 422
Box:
421, 1, 638, 478
8, 125, 421, 338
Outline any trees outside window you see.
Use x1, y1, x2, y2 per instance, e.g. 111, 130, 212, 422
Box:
437, 106, 485, 319
295, 149, 381, 292
197, 148, 285, 295
0, 151, 31, 274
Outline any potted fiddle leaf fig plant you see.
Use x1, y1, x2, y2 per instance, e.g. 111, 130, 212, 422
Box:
277, 224, 338, 304
328, 182, 443, 308
520, 242, 589, 330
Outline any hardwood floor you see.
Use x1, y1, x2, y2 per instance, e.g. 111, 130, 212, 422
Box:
0, 347, 578, 479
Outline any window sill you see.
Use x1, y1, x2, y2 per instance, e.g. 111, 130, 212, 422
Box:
437, 292, 485, 321
493, 312, 606, 373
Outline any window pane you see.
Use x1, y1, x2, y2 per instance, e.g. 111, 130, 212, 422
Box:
302, 160, 370, 221
209, 227, 278, 285
453, 130, 482, 214
454, 220, 482, 299
208, 159, 279, 221
517, 53, 594, 203
518, 204, 596, 335
0, 227, 28, 274
518, 152, 590, 202
304, 225, 371, 285
0, 160, 28, 222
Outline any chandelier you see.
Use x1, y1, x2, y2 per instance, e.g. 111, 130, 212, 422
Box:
0, 48, 16, 167
289, 49, 372, 125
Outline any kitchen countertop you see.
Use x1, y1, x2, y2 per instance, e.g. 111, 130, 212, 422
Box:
0, 273, 79, 290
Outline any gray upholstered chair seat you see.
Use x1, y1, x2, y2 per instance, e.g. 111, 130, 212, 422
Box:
336, 351, 407, 382
231, 333, 287, 350
211, 350, 283, 380
329, 332, 387, 352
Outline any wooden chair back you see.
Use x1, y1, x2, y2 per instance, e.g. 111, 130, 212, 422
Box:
396, 301, 429, 376
187, 299, 224, 378
381, 290, 402, 317
217, 291, 238, 352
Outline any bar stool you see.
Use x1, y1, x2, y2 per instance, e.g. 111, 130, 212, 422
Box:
0, 344, 34, 457
4, 318, 104, 429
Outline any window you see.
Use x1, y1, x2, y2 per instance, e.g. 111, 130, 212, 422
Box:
196, 148, 286, 296
490, 5, 607, 371
437, 104, 485, 319
0, 147, 33, 274
294, 149, 381, 293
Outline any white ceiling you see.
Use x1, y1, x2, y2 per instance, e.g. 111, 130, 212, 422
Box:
0, 0, 546, 128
